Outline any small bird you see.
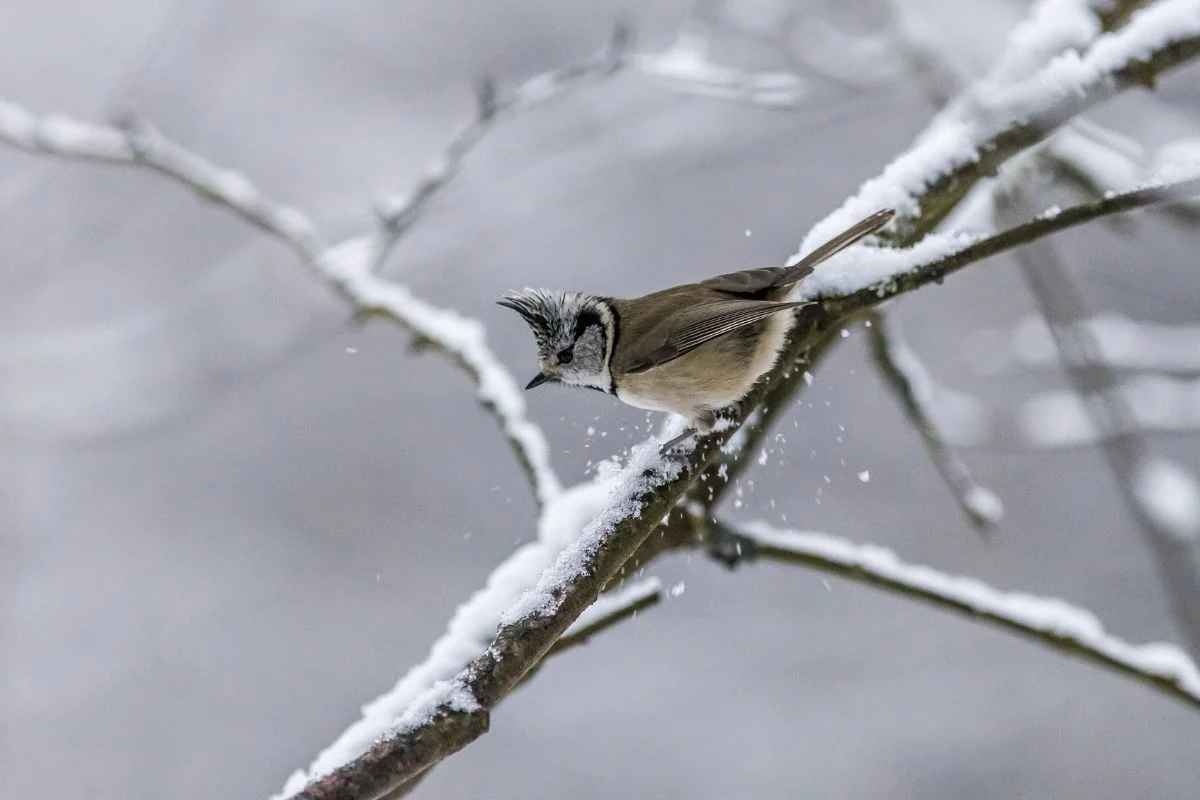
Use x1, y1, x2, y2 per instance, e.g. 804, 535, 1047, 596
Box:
499, 209, 894, 450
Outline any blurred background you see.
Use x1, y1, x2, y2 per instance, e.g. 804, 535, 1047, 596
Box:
3, 1, 1198, 797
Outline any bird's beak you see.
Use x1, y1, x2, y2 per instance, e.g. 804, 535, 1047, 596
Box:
525, 372, 551, 390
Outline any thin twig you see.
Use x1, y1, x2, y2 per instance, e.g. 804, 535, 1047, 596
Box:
707, 518, 1200, 710
822, 174, 1200, 316
865, 310, 1003, 529
370, 23, 632, 272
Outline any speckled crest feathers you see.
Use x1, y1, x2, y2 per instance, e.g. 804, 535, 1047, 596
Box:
497, 289, 602, 348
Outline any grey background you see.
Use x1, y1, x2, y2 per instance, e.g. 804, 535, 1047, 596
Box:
3, 1, 1198, 798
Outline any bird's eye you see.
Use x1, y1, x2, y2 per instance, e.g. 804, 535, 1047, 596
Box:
557, 348, 574, 364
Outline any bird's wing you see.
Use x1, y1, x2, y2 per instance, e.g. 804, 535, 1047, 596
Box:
699, 265, 814, 298
622, 299, 804, 374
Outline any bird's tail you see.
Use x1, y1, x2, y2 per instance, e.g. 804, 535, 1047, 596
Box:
787, 208, 894, 278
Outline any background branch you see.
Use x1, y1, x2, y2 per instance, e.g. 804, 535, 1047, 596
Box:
866, 310, 1003, 529
996, 179, 1200, 657
708, 518, 1200, 709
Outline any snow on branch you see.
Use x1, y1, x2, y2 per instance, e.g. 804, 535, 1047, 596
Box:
0, 99, 563, 508
811, 173, 1200, 313
866, 312, 1003, 529
797, 0, 1200, 250
716, 519, 1200, 709
0, 103, 325, 260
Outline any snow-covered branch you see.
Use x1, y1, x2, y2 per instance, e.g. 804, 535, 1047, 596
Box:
283, 10, 1200, 793
815, 173, 1200, 315
712, 519, 1200, 709
866, 312, 1003, 529
800, 0, 1200, 249
0, 101, 563, 508
0, 103, 324, 261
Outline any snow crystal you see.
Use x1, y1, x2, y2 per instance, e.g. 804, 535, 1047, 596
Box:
1132, 458, 1200, 541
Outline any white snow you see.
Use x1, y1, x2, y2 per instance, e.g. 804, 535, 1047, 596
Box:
789, 0, 1200, 300
277, 473, 620, 797
1132, 458, 1200, 542
321, 237, 562, 507
857, 470, 871, 483
500, 438, 683, 626
669, 580, 687, 598
741, 521, 1200, 700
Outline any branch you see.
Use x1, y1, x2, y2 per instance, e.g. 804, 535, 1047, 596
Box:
286, 12, 1200, 791
796, 0, 1200, 250
817, 174, 1200, 317
708, 519, 1200, 710
865, 311, 1003, 529
370, 23, 632, 271
0, 103, 324, 261
0, 99, 564, 508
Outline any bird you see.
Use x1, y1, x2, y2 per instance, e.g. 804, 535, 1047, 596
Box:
498, 209, 894, 451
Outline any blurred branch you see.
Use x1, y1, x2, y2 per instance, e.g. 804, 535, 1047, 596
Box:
997, 181, 1200, 657
982, 313, 1200, 377
0, 102, 325, 260
810, 0, 1200, 246
371, 23, 632, 271
705, 518, 1200, 709
865, 311, 1003, 529
0, 100, 563, 509
821, 173, 1200, 316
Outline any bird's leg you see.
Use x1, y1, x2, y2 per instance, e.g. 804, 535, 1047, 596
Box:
658, 411, 718, 455
658, 427, 697, 455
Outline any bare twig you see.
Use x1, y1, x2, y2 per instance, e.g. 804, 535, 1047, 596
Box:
370, 23, 632, 272
866, 311, 1003, 529
707, 518, 1200, 709
0, 102, 324, 260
